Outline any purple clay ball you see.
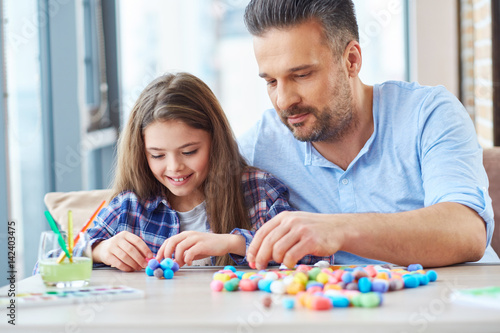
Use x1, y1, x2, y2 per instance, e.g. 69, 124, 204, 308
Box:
407, 264, 423, 272
148, 259, 160, 270
171, 261, 180, 273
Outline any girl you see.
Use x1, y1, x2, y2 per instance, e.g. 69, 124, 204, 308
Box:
87, 72, 294, 271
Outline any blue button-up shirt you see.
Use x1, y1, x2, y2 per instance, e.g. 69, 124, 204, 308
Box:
238, 81, 497, 264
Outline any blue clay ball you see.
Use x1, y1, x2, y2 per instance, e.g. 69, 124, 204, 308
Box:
341, 271, 354, 284
224, 265, 237, 272
403, 275, 419, 288
145, 266, 154, 276
418, 273, 429, 286
358, 277, 372, 293
426, 270, 438, 282
257, 279, 273, 293
282, 298, 295, 309
163, 268, 174, 279
160, 258, 174, 270
328, 295, 350, 308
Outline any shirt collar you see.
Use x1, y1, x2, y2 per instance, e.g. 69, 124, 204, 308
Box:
143, 195, 174, 212
304, 142, 339, 169
303, 133, 376, 172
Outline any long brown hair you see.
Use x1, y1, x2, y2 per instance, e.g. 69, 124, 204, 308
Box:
113, 72, 251, 265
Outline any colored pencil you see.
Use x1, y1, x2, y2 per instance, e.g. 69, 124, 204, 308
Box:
44, 211, 72, 262
68, 210, 74, 256
56, 200, 106, 263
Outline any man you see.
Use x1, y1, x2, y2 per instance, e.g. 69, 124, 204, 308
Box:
238, 0, 498, 269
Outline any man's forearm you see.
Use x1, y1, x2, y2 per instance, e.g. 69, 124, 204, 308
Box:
339, 202, 487, 267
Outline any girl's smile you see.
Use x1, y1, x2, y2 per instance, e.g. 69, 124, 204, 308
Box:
167, 173, 193, 185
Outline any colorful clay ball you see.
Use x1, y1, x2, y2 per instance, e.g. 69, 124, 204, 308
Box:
148, 258, 160, 270
208, 262, 438, 313
146, 258, 178, 280
282, 298, 295, 309
210, 280, 224, 292
153, 268, 164, 279
163, 268, 174, 279
262, 295, 272, 308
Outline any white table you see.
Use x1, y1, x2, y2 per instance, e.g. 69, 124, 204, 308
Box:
1, 264, 499, 332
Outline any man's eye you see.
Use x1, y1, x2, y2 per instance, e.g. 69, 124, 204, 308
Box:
266, 79, 277, 86
296, 73, 310, 78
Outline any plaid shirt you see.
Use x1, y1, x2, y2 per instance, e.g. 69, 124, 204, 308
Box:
34, 170, 334, 274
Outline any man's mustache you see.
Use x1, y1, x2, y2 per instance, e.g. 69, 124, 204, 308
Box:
281, 106, 317, 118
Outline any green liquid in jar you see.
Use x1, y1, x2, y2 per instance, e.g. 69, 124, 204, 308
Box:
39, 257, 92, 283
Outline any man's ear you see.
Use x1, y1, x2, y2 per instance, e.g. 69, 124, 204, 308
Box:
344, 40, 362, 78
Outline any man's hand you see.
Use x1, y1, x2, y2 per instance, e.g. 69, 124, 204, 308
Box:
92, 231, 153, 272
247, 211, 343, 269
156, 231, 246, 267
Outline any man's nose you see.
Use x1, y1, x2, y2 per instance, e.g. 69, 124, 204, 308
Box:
275, 82, 301, 111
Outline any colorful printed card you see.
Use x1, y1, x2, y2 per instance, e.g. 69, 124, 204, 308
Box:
1, 285, 144, 308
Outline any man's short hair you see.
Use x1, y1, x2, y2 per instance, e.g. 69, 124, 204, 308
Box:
244, 0, 359, 57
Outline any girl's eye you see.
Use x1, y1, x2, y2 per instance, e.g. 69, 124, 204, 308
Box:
183, 149, 198, 156
151, 154, 164, 159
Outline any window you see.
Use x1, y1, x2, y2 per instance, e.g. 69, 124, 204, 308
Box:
3, 0, 46, 278
1, 0, 120, 278
354, 0, 407, 84
118, 0, 408, 137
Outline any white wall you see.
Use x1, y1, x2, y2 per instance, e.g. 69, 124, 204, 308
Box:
410, 0, 460, 96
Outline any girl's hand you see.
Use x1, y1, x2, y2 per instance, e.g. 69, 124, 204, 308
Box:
156, 231, 245, 267
92, 231, 154, 272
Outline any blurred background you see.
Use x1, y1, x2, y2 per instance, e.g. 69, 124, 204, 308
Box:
1, 0, 498, 279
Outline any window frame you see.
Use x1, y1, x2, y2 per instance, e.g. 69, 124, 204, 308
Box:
0, 0, 11, 282
492, 0, 500, 146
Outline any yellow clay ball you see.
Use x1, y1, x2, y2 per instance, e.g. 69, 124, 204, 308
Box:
324, 283, 342, 291
376, 272, 389, 280
286, 281, 306, 295
213, 273, 231, 283
316, 272, 330, 284
242, 272, 255, 280
293, 272, 308, 285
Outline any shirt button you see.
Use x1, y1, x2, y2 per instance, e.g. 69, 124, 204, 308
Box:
342, 179, 349, 185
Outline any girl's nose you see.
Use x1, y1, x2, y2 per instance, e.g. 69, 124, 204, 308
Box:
166, 155, 183, 172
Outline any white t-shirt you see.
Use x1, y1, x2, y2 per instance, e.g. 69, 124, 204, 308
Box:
177, 201, 212, 266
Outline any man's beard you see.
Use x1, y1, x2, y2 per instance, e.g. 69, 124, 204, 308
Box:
279, 76, 356, 143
